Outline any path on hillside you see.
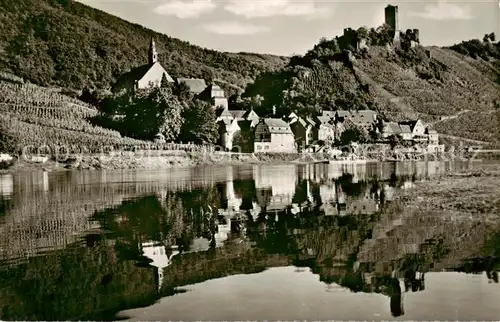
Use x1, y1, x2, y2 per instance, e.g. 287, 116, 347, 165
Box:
429, 109, 471, 126
438, 134, 489, 145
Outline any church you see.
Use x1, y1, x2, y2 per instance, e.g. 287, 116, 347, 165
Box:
113, 38, 175, 94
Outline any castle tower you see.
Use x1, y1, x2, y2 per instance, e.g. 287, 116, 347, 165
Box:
149, 37, 158, 65
385, 5, 399, 39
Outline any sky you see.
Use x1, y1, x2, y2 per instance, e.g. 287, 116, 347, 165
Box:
79, 0, 500, 56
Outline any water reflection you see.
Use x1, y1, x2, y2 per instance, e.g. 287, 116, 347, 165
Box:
0, 161, 499, 321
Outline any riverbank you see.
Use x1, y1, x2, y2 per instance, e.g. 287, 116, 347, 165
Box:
1, 151, 324, 172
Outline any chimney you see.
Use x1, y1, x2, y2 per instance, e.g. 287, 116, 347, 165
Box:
272, 105, 276, 116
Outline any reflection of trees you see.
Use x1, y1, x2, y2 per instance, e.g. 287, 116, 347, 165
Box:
233, 179, 257, 210
337, 174, 366, 197
3, 172, 500, 321
0, 243, 157, 321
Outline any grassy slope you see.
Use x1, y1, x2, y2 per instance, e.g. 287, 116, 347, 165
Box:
0, 0, 288, 95
356, 46, 500, 143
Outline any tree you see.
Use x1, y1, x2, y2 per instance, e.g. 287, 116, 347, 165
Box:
387, 134, 402, 149
173, 81, 192, 101
179, 99, 218, 144
120, 87, 184, 141
160, 73, 170, 88
0, 116, 21, 154
339, 128, 362, 146
357, 26, 369, 39
233, 128, 254, 153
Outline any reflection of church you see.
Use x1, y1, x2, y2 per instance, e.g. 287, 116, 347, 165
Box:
140, 241, 180, 292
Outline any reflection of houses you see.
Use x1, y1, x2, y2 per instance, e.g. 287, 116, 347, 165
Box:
113, 38, 174, 93
254, 119, 296, 153
254, 165, 297, 211
0, 174, 13, 199
218, 167, 242, 215
141, 241, 179, 292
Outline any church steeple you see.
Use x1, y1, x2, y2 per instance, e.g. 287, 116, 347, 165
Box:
149, 37, 158, 65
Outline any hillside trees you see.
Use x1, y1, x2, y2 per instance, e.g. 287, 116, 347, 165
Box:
0, 0, 288, 91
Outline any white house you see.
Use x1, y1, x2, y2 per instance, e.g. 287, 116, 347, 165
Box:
254, 118, 296, 153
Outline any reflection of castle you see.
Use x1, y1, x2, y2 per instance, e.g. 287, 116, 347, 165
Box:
140, 241, 179, 292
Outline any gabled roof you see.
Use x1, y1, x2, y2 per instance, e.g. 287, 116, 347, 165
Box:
113, 62, 175, 93
317, 115, 333, 125
244, 110, 259, 119
399, 120, 419, 132
216, 107, 232, 118
118, 64, 151, 83
354, 110, 377, 120
264, 118, 289, 128
306, 116, 317, 126
336, 110, 352, 118
177, 78, 207, 94
399, 124, 412, 134
383, 122, 402, 135
322, 111, 336, 118
229, 110, 247, 120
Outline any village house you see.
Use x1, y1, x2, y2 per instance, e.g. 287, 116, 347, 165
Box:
289, 115, 318, 151
199, 83, 228, 109
215, 108, 261, 151
316, 115, 336, 144
113, 38, 174, 94
215, 108, 239, 151
380, 119, 443, 151
399, 120, 427, 142
254, 118, 296, 153
229, 109, 260, 127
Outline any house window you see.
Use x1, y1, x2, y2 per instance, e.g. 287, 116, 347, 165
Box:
264, 145, 269, 150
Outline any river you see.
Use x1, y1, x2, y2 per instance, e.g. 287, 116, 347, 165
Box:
0, 161, 499, 320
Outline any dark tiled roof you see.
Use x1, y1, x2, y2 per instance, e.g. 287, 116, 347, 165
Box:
399, 124, 412, 134
336, 110, 352, 118
384, 122, 402, 135
264, 118, 289, 128
399, 120, 419, 132
216, 107, 232, 118
317, 116, 333, 125
177, 78, 207, 94
322, 111, 336, 118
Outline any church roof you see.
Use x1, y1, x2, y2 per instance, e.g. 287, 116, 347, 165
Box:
177, 78, 207, 94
